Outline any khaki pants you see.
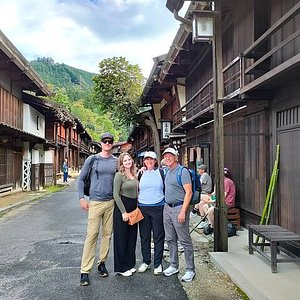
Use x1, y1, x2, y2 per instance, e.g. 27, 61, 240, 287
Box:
80, 200, 114, 273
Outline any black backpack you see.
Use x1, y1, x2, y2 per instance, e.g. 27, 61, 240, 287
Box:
83, 155, 96, 196
227, 222, 237, 237
202, 222, 237, 236
203, 224, 213, 235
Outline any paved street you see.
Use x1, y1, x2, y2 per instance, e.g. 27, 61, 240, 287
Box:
0, 183, 188, 300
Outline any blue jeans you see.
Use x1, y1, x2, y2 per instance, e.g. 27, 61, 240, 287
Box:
63, 172, 68, 182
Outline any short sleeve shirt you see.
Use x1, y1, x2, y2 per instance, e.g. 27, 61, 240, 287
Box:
200, 172, 212, 194
165, 164, 191, 205
224, 177, 236, 207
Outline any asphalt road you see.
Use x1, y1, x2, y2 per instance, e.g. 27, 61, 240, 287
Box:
0, 183, 188, 300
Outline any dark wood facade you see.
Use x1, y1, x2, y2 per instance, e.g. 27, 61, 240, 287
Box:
22, 93, 93, 185
0, 30, 92, 193
135, 0, 300, 233
128, 125, 154, 166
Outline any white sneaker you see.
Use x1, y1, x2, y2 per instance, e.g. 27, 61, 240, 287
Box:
153, 264, 162, 275
138, 263, 150, 273
197, 220, 208, 229
190, 212, 197, 218
163, 266, 179, 277
181, 270, 196, 282
130, 268, 136, 273
117, 270, 132, 277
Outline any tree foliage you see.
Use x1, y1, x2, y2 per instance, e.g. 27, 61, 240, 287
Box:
30, 57, 138, 141
31, 57, 95, 103
71, 100, 119, 141
49, 87, 72, 111
93, 57, 144, 126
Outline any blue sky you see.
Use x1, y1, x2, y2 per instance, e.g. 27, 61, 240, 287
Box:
0, 0, 190, 77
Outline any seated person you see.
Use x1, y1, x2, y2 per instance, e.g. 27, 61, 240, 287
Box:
192, 164, 212, 217
206, 168, 236, 232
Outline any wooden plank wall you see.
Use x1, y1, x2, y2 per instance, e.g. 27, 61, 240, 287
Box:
0, 87, 23, 129
274, 81, 300, 234
161, 94, 179, 120
224, 108, 268, 222
271, 0, 300, 67
0, 146, 22, 187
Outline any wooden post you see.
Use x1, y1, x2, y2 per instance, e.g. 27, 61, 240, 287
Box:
213, 1, 227, 252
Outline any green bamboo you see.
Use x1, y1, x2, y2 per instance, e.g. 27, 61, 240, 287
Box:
260, 144, 280, 224
255, 144, 280, 244
260, 172, 274, 225
265, 168, 279, 224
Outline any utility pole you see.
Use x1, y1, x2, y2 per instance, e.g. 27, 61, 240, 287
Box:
213, 0, 227, 252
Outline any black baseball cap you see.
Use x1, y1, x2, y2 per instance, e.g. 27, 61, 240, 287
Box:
101, 132, 114, 142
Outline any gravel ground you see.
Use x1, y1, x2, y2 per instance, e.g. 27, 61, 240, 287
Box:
178, 240, 246, 300
163, 217, 247, 300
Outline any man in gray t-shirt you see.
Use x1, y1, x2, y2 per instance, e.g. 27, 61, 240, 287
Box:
77, 132, 117, 286
199, 164, 212, 194
162, 147, 196, 283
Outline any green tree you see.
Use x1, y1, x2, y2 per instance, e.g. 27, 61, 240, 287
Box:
49, 88, 72, 111
93, 57, 144, 126
71, 100, 120, 141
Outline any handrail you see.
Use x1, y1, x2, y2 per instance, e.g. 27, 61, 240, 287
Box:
171, 3, 300, 129
243, 2, 300, 57
173, 55, 240, 117
245, 29, 300, 74
173, 78, 213, 115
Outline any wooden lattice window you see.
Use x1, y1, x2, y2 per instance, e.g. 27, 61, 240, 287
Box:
277, 106, 300, 129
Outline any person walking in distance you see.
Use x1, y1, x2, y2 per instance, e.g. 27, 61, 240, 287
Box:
77, 132, 117, 286
62, 158, 68, 183
113, 152, 139, 277
162, 147, 196, 282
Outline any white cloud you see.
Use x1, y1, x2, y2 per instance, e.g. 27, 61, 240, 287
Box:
132, 14, 145, 25
0, 0, 183, 77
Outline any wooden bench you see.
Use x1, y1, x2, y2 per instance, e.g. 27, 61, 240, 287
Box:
0, 184, 13, 194
227, 207, 240, 229
248, 224, 300, 273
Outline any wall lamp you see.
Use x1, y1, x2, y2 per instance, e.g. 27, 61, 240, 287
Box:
192, 11, 214, 42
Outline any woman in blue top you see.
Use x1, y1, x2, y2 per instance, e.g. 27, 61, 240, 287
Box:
138, 151, 165, 275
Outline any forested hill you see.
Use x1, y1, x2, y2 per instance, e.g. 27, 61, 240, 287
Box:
30, 57, 97, 101
29, 56, 134, 141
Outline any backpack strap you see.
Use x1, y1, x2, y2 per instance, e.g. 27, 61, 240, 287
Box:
177, 166, 197, 193
159, 168, 165, 193
159, 168, 165, 182
138, 168, 165, 183
137, 171, 143, 181
88, 155, 97, 176
176, 165, 185, 187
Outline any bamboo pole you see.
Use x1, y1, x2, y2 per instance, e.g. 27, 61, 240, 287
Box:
265, 168, 279, 224
255, 145, 280, 244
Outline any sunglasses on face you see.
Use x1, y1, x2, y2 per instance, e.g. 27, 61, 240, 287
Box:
102, 139, 113, 144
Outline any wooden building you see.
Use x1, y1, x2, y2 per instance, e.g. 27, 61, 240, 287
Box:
0, 30, 92, 194
131, 0, 300, 232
